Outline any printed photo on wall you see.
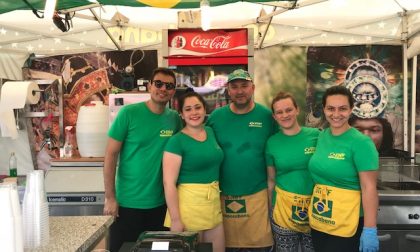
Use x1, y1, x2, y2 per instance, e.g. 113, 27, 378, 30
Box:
25, 50, 158, 163
306, 45, 404, 153
28, 50, 157, 127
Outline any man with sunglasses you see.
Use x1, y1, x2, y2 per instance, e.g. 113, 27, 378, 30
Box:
104, 67, 182, 252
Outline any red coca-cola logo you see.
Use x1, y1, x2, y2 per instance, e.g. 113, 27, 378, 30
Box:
171, 36, 186, 49
191, 35, 231, 49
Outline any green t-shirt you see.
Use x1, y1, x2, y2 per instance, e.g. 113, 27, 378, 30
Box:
108, 102, 182, 209
308, 127, 379, 190
164, 126, 223, 184
207, 103, 277, 196
265, 127, 320, 195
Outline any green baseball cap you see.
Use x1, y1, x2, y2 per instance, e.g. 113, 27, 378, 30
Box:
227, 69, 252, 83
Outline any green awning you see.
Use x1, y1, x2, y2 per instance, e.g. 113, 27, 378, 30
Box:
0, 0, 286, 14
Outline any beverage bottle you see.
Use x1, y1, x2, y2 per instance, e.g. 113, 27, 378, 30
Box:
9, 152, 17, 177
63, 126, 73, 158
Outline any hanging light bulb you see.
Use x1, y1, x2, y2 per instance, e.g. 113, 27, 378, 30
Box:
44, 0, 57, 19
200, 0, 211, 31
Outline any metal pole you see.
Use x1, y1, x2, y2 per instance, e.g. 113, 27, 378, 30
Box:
258, 6, 277, 49
402, 13, 408, 152
411, 56, 417, 163
89, 8, 122, 51
403, 42, 408, 152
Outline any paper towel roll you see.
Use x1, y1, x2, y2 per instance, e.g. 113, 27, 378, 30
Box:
1, 81, 41, 108
0, 81, 41, 139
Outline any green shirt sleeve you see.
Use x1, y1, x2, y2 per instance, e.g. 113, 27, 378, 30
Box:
164, 133, 183, 156
353, 136, 379, 172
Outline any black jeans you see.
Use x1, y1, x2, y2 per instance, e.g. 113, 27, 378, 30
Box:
310, 218, 364, 252
225, 247, 273, 252
109, 205, 168, 252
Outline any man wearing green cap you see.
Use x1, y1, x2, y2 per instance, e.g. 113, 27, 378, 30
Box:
207, 69, 276, 251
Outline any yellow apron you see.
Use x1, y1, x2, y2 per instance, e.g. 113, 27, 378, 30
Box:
272, 186, 311, 233
309, 184, 361, 237
222, 189, 273, 248
164, 182, 222, 231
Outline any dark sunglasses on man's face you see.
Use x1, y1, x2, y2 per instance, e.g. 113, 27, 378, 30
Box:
152, 80, 176, 90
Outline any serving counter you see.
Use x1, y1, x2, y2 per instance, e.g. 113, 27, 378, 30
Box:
26, 215, 113, 252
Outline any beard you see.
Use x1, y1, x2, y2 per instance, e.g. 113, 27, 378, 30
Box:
232, 97, 252, 109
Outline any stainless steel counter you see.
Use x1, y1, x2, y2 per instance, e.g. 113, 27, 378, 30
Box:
377, 161, 420, 251
378, 190, 420, 228
46, 158, 105, 216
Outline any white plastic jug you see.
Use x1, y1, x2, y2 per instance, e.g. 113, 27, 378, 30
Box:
76, 101, 109, 157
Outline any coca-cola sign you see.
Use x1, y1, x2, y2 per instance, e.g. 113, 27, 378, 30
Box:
168, 29, 248, 57
191, 35, 231, 49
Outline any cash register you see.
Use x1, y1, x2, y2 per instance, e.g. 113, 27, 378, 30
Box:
119, 231, 212, 252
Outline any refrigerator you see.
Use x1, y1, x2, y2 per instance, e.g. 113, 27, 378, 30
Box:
108, 93, 151, 126
162, 28, 254, 113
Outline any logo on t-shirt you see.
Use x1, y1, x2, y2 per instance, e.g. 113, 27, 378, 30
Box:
248, 121, 262, 128
304, 147, 316, 155
160, 129, 174, 137
328, 152, 345, 160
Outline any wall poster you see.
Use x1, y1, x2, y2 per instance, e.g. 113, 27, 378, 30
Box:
26, 50, 157, 169
306, 45, 404, 155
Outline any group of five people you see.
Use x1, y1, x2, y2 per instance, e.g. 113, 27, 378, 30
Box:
103, 67, 380, 252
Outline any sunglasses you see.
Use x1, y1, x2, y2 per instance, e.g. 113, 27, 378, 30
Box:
152, 80, 176, 90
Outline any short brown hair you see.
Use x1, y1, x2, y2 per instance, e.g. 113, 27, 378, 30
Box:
271, 91, 298, 113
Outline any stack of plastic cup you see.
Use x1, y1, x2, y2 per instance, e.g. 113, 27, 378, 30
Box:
22, 170, 50, 249
0, 183, 24, 252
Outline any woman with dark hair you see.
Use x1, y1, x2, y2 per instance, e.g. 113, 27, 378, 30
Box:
308, 85, 379, 252
349, 116, 395, 156
162, 91, 225, 251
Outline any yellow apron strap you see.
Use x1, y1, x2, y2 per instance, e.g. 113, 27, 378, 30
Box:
207, 181, 220, 200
